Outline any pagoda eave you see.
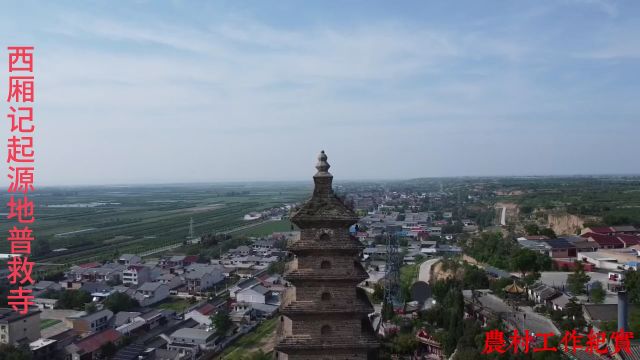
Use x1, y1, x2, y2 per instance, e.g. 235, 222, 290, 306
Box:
275, 335, 380, 352
281, 303, 374, 318
288, 241, 365, 254
284, 271, 368, 284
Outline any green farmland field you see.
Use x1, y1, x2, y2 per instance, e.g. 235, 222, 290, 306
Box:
0, 183, 309, 266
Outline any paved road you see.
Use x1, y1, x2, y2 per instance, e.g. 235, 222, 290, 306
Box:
471, 293, 559, 335
418, 257, 441, 284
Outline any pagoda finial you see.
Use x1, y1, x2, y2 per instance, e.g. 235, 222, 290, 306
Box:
313, 150, 333, 195
315, 150, 331, 174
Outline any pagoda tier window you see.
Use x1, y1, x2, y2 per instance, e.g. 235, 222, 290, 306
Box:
321, 325, 332, 335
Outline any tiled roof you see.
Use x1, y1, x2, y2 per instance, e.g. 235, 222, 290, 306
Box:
618, 234, 640, 246
544, 238, 576, 249
77, 309, 113, 323
587, 227, 614, 234
583, 232, 624, 247
197, 303, 216, 316
75, 329, 121, 354
583, 304, 618, 322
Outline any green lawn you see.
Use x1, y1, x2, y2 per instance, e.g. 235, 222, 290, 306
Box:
155, 297, 193, 313
222, 318, 277, 359
40, 319, 61, 330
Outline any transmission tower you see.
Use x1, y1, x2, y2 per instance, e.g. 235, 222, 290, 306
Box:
383, 232, 403, 318
188, 217, 194, 240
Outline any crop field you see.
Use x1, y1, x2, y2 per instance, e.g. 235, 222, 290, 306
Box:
0, 183, 310, 266
229, 219, 295, 237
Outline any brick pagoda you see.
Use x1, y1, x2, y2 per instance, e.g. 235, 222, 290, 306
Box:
276, 151, 379, 359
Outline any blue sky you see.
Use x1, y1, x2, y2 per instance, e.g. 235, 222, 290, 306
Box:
1, 0, 639, 185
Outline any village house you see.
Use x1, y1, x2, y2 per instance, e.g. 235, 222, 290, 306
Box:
528, 283, 562, 307
252, 239, 275, 252
0, 308, 41, 345
544, 238, 577, 258
236, 284, 272, 304
228, 245, 251, 257
117, 254, 141, 266
122, 265, 152, 286
582, 232, 625, 249
168, 328, 218, 358
67, 263, 124, 283
581, 226, 639, 236
134, 282, 170, 306
65, 328, 122, 360
184, 268, 225, 294
155, 273, 184, 290
184, 303, 216, 328
71, 309, 113, 335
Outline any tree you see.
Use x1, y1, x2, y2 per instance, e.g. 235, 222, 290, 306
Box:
212, 309, 233, 336
562, 298, 586, 331
462, 264, 489, 290
0, 344, 31, 360
84, 302, 98, 314
371, 283, 384, 303
523, 271, 542, 285
539, 228, 557, 239
104, 292, 139, 313
511, 249, 540, 278
567, 261, 590, 295
391, 333, 417, 354
57, 289, 92, 310
524, 224, 540, 236
589, 281, 606, 304
624, 269, 640, 304
520, 206, 534, 215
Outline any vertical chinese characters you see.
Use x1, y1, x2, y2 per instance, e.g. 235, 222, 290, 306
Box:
6, 46, 35, 314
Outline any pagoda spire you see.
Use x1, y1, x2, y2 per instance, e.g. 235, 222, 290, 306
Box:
291, 151, 358, 227
313, 150, 333, 196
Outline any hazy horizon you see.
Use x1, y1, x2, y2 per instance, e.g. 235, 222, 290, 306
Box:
32, 172, 640, 188
2, 1, 639, 186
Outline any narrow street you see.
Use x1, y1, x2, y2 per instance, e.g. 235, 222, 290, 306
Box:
418, 257, 441, 284
467, 292, 560, 335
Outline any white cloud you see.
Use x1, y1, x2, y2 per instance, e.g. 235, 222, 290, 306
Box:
1, 3, 637, 184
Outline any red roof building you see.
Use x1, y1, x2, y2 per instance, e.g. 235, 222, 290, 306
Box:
617, 234, 640, 247
582, 226, 639, 236
584, 227, 615, 235
183, 255, 199, 265
70, 329, 121, 358
196, 303, 216, 316
582, 232, 624, 249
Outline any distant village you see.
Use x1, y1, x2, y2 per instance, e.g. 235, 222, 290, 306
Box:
1, 186, 639, 359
